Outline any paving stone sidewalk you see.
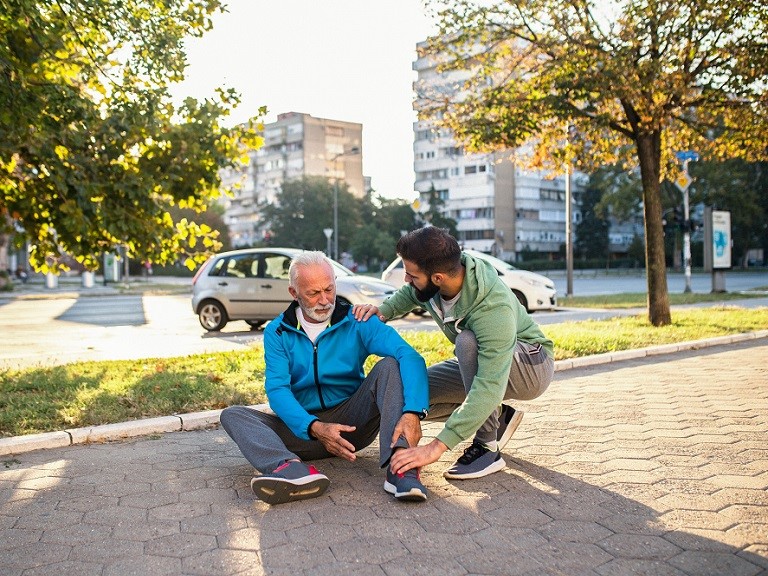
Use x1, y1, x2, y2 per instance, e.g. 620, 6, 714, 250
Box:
1, 340, 767, 576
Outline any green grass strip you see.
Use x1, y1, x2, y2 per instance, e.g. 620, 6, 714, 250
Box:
1, 307, 766, 438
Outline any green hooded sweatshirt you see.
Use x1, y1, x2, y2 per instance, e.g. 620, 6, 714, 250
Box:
378, 252, 554, 450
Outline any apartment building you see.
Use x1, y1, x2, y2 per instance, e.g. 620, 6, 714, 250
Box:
222, 112, 363, 247
413, 42, 581, 262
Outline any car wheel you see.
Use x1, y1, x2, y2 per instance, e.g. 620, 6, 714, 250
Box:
246, 320, 266, 331
198, 300, 228, 331
512, 289, 530, 312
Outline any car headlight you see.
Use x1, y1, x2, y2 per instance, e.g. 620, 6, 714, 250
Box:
525, 277, 553, 289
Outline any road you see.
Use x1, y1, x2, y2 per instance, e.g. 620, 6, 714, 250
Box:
548, 269, 768, 296
1, 270, 766, 370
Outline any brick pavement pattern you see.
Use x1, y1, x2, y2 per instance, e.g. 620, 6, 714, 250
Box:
1, 340, 767, 576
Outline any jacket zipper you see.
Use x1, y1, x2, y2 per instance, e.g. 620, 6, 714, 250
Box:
312, 343, 327, 410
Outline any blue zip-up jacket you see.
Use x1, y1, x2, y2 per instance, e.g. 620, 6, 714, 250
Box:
263, 300, 429, 440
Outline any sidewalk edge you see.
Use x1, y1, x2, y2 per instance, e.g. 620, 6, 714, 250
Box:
2, 331, 767, 458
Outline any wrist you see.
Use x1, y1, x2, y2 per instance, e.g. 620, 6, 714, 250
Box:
308, 419, 320, 439
431, 439, 448, 455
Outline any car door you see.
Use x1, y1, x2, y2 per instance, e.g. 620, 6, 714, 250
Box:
254, 252, 293, 318
214, 253, 261, 319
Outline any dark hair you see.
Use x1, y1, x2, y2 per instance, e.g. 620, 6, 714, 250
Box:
396, 227, 461, 276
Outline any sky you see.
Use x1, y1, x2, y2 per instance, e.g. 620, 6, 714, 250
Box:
171, 0, 437, 201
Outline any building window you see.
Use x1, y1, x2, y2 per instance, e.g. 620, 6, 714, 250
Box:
516, 209, 539, 220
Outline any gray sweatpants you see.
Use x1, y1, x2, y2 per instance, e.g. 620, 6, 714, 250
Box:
426, 330, 554, 445
220, 357, 410, 474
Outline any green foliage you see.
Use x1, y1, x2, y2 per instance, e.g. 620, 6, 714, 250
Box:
0, 0, 265, 273
575, 179, 609, 260
260, 176, 362, 252
560, 291, 768, 309
0, 350, 267, 437
421, 185, 458, 236
547, 307, 768, 359
689, 160, 768, 268
353, 194, 420, 268
260, 180, 420, 267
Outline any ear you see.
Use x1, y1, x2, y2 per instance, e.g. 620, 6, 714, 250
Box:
288, 286, 298, 299
431, 272, 446, 286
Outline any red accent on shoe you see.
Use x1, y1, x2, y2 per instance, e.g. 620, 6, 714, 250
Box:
307, 464, 321, 475
273, 461, 292, 473
396, 469, 420, 479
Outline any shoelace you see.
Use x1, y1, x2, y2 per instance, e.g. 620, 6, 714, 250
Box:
457, 442, 488, 465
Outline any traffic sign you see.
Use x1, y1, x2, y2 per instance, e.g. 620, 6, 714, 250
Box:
675, 150, 700, 162
675, 172, 692, 192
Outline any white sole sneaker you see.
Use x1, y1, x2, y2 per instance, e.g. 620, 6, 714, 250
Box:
443, 451, 506, 480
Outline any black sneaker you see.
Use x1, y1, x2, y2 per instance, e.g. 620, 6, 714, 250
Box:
251, 460, 329, 505
497, 405, 524, 451
443, 441, 505, 480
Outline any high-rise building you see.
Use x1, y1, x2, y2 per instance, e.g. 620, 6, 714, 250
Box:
413, 41, 581, 262
222, 112, 363, 247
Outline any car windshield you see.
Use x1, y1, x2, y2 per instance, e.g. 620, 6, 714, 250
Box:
328, 259, 354, 277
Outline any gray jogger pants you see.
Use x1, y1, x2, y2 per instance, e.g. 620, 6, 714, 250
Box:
426, 330, 554, 445
219, 357, 410, 474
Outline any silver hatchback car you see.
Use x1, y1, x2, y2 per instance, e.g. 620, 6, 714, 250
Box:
191, 248, 399, 331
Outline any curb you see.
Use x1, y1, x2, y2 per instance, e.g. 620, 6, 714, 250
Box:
2, 331, 767, 458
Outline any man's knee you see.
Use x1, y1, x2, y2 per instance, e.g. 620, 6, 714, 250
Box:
371, 356, 399, 375
219, 405, 248, 432
454, 330, 478, 361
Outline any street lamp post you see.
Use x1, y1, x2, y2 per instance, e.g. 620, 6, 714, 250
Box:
564, 124, 576, 297
329, 147, 360, 261
675, 150, 699, 293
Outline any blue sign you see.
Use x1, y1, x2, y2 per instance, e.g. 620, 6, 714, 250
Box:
675, 150, 700, 162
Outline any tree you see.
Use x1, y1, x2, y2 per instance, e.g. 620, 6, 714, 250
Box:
421, 185, 458, 237
260, 176, 362, 253
350, 224, 396, 271
352, 195, 417, 269
0, 0, 262, 279
420, 0, 768, 325
575, 177, 609, 262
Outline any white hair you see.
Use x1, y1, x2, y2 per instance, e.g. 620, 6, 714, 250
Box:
289, 251, 332, 288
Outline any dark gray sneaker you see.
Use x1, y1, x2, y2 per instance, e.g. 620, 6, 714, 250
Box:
497, 405, 524, 450
384, 467, 427, 502
443, 441, 506, 480
251, 460, 329, 505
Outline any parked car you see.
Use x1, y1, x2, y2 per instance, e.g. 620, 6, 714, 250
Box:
381, 249, 557, 312
192, 248, 399, 331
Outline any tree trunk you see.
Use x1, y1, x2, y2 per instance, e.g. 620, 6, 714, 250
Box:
636, 132, 671, 326
0, 235, 8, 289
0, 210, 10, 289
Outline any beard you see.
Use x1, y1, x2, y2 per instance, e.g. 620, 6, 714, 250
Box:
413, 279, 440, 303
297, 296, 335, 323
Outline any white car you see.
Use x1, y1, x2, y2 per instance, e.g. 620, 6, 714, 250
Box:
192, 248, 398, 331
381, 250, 557, 312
